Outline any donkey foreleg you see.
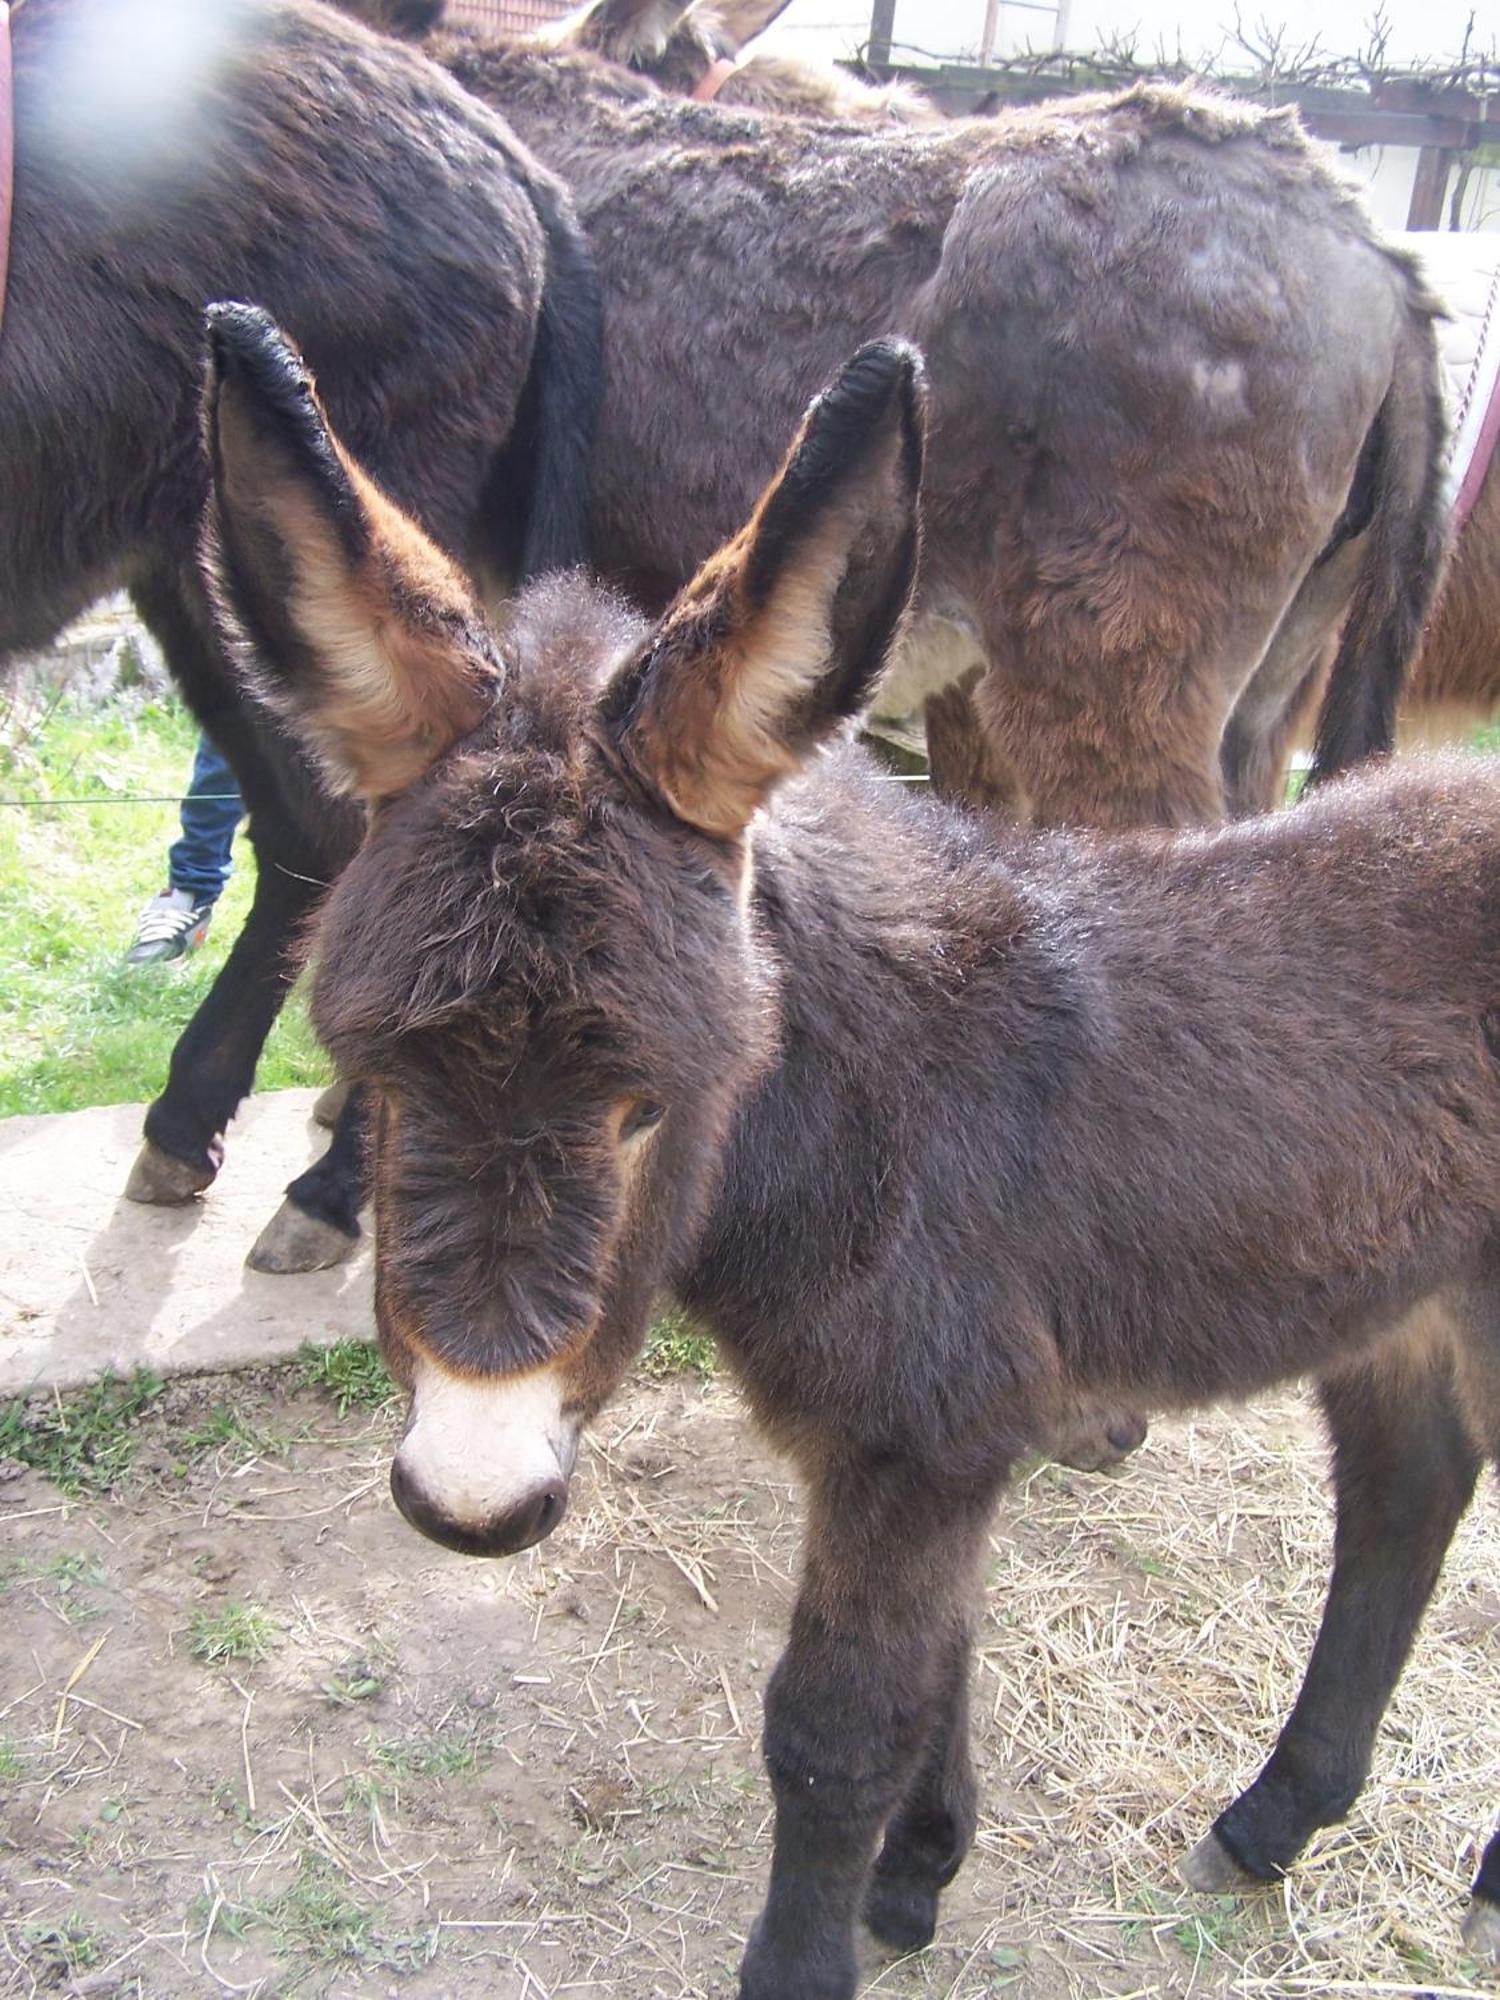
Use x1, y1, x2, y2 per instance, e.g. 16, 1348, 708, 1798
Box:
129, 812, 324, 1203
863, 1620, 979, 1951
740, 1461, 998, 2000
1184, 1341, 1480, 1894
247, 1084, 370, 1274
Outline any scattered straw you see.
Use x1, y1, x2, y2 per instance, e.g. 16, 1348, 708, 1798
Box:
49, 1629, 109, 1750
229, 1676, 257, 1815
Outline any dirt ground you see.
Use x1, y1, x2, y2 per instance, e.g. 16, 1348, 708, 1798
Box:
1, 1361, 1497, 2000
0, 1095, 375, 1395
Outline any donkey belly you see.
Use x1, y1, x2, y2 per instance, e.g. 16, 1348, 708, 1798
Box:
1037, 800, 1500, 1409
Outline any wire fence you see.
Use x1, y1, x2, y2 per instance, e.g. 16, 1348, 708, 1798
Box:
445, 0, 571, 30
0, 777, 929, 809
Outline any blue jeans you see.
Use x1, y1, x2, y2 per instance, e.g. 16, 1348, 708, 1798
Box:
167, 734, 243, 906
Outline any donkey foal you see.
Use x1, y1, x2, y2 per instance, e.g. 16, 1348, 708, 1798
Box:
203, 311, 1500, 1997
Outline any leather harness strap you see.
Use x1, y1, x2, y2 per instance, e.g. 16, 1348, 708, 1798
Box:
692, 55, 740, 104
0, 1, 14, 342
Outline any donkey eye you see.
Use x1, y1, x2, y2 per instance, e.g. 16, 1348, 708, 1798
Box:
621, 1100, 665, 1140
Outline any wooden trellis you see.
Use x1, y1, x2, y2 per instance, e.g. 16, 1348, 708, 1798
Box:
445, 0, 571, 31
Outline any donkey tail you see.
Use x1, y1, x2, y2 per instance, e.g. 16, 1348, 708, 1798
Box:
1304, 298, 1448, 788
512, 172, 604, 582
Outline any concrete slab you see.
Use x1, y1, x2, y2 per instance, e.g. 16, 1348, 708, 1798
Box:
0, 1090, 372, 1395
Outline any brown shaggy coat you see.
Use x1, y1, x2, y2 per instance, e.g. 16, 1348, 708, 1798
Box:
1, 0, 599, 1265
376, 11, 1449, 829
205, 314, 1500, 1998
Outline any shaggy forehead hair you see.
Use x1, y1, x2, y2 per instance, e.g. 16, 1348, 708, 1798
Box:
309, 575, 672, 1072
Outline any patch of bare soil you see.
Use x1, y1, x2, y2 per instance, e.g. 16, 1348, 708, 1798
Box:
0, 1372, 1496, 1999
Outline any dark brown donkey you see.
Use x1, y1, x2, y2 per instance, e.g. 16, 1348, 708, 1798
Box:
1, 0, 599, 1271
363, 0, 1448, 829
206, 311, 1500, 1996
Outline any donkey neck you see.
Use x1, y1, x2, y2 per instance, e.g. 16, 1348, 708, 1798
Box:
679, 747, 1078, 1367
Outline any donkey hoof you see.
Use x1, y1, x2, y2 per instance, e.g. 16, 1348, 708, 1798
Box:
738, 1933, 856, 2000
1179, 1831, 1263, 1894
1462, 1896, 1500, 1962
311, 1081, 351, 1130
1052, 1407, 1150, 1474
246, 1200, 360, 1275
124, 1141, 215, 1206
864, 1873, 939, 1952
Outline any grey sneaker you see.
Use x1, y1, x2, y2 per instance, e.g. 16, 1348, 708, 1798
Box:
126, 887, 213, 965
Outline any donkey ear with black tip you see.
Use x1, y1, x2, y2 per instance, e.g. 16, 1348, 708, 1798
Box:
202, 302, 499, 804
603, 339, 925, 841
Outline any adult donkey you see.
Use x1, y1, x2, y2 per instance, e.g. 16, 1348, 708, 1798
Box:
207, 311, 1500, 1998
1229, 228, 1500, 797
545, 3, 1500, 800
546, 0, 939, 123
1, 0, 599, 1272
357, 0, 1447, 829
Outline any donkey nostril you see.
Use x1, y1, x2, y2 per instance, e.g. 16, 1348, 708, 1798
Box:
389, 1457, 568, 1558
513, 1478, 567, 1551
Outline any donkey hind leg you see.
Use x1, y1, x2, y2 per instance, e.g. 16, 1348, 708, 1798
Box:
1218, 536, 1363, 819
247, 1085, 370, 1274
739, 1460, 1000, 2000
863, 1621, 979, 1952
1182, 1334, 1481, 1895
1452, 1315, 1500, 1960
923, 669, 1027, 819
1469, 1829, 1500, 1961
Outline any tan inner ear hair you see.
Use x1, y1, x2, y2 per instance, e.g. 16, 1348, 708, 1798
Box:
635, 497, 874, 841
268, 455, 493, 802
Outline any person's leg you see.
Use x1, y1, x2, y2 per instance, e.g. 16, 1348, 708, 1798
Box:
167, 734, 243, 906
128, 734, 245, 965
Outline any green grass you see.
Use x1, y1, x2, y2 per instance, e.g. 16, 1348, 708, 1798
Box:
0, 1551, 111, 1623
320, 1660, 387, 1708
370, 1717, 490, 1782
301, 1321, 717, 1398
298, 1339, 397, 1414
188, 1598, 281, 1667
18, 1914, 104, 1979
191, 1853, 431, 1974
0, 1370, 164, 1493
642, 1307, 716, 1378
175, 1402, 290, 1466
0, 695, 327, 1116
251, 1853, 430, 1972
1171, 1897, 1245, 1958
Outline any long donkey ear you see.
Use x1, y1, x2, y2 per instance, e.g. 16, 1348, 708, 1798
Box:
697, 0, 794, 52
203, 303, 499, 803
552, 0, 696, 63
603, 340, 924, 841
